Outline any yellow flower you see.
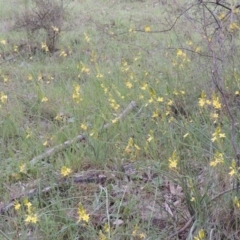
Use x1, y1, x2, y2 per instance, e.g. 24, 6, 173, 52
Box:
234, 196, 240, 209
147, 130, 154, 142
112, 117, 119, 124
168, 151, 178, 169
60, 51, 67, 57
211, 126, 225, 142
72, 84, 82, 103
14, 45, 18, 52
195, 47, 201, 53
99, 231, 107, 240
0, 92, 8, 103
183, 133, 189, 138
1, 39, 6, 45
96, 72, 104, 78
177, 49, 186, 58
41, 42, 49, 52
25, 213, 38, 224
14, 201, 21, 211
229, 22, 239, 32
198, 91, 207, 107
103, 223, 110, 233
28, 74, 33, 81
84, 33, 91, 43
19, 163, 26, 173
109, 97, 120, 110
129, 27, 135, 33
212, 94, 221, 109
229, 160, 237, 176
41, 97, 48, 102
61, 166, 72, 177
81, 123, 88, 131
77, 204, 89, 223
23, 198, 32, 213
218, 13, 226, 20
152, 110, 159, 118
210, 152, 224, 167
52, 26, 59, 32
126, 80, 133, 88
81, 65, 90, 74
157, 97, 163, 102
141, 82, 148, 90
194, 229, 205, 240
144, 26, 151, 32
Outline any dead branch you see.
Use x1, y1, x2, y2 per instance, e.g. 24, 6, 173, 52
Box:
30, 134, 85, 165
167, 216, 195, 239
103, 101, 136, 129
30, 101, 136, 165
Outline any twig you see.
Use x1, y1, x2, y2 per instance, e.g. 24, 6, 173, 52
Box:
167, 216, 195, 239
30, 134, 85, 165
30, 101, 137, 166
103, 101, 136, 129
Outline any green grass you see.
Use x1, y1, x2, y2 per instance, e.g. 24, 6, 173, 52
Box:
1, 0, 240, 239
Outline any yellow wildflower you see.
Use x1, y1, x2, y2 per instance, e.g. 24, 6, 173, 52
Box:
126, 80, 132, 88
14, 45, 18, 52
198, 91, 207, 107
229, 160, 237, 176
59, 50, 67, 57
168, 151, 178, 169
0, 92, 8, 103
61, 166, 72, 177
41, 97, 48, 102
229, 22, 239, 32
210, 152, 224, 167
72, 84, 82, 103
41, 42, 49, 52
25, 213, 38, 224
211, 126, 225, 142
144, 26, 151, 32
194, 229, 205, 240
234, 196, 240, 209
19, 163, 26, 173
99, 230, 107, 240
147, 130, 154, 142
14, 201, 21, 211
212, 94, 221, 109
28, 74, 33, 81
77, 204, 89, 223
52, 26, 59, 32
81, 123, 88, 131
152, 110, 159, 118
141, 82, 148, 90
1, 39, 6, 45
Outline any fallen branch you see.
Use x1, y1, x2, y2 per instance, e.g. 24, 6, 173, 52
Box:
103, 101, 136, 129
30, 134, 85, 165
1, 101, 137, 214
30, 101, 137, 166
167, 216, 195, 239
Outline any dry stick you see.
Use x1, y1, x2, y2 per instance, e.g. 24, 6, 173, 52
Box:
30, 101, 136, 166
30, 134, 85, 165
0, 101, 137, 215
167, 216, 195, 239
103, 100, 136, 129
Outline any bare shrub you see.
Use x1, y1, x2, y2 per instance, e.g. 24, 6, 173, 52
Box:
14, 0, 67, 53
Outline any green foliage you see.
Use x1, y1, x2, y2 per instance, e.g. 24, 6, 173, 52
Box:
1, 0, 240, 239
